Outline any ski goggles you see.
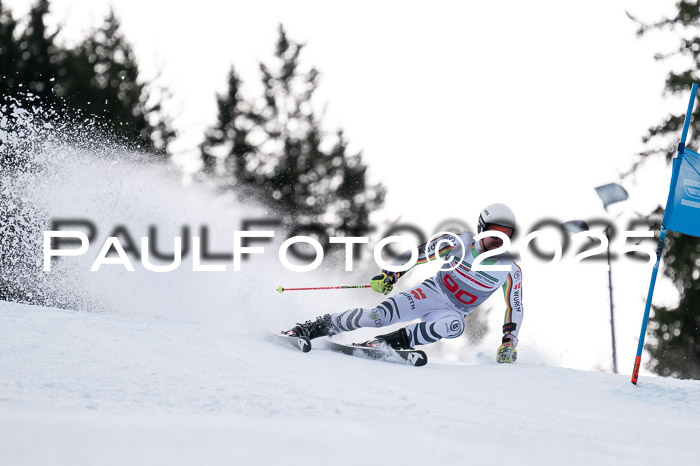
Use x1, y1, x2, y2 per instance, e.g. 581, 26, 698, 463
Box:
485, 224, 514, 238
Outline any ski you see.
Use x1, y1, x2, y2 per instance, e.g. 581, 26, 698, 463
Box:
269, 332, 428, 366
269, 331, 312, 353
325, 339, 428, 367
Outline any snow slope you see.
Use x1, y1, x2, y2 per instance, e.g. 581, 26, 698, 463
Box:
2, 105, 699, 465
1, 300, 699, 466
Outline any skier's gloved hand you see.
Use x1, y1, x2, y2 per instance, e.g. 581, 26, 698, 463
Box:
496, 342, 517, 363
497, 324, 518, 363
370, 270, 402, 295
371, 273, 394, 294
496, 334, 518, 363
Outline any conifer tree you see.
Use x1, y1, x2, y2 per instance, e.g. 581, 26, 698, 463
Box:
63, 9, 174, 153
0, 1, 22, 93
1, 1, 173, 154
200, 67, 256, 178
203, 25, 384, 238
629, 1, 700, 378
15, 0, 61, 101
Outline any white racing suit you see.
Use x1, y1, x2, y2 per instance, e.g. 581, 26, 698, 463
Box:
329, 231, 524, 348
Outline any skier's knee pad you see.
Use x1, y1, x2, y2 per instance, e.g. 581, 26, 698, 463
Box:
436, 314, 465, 339
365, 306, 389, 327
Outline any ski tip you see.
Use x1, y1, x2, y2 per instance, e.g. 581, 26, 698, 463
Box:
277, 286, 284, 293
269, 330, 312, 353
298, 337, 312, 352
407, 350, 428, 367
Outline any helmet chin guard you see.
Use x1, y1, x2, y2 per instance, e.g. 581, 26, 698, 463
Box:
478, 203, 516, 237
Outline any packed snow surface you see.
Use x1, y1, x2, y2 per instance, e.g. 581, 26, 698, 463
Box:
4, 89, 699, 466
1, 300, 699, 466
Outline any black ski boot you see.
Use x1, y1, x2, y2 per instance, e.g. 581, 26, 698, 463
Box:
283, 314, 338, 340
356, 327, 411, 350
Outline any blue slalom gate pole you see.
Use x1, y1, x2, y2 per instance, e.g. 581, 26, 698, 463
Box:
631, 83, 697, 385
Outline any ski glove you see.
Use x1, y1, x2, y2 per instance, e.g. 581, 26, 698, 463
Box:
497, 342, 517, 363
370, 270, 402, 295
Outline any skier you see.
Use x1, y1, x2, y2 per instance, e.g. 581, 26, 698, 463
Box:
283, 203, 524, 363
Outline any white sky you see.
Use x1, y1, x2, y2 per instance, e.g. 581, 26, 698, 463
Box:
7, 0, 693, 373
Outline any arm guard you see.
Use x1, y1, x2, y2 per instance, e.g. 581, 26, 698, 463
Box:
501, 263, 524, 347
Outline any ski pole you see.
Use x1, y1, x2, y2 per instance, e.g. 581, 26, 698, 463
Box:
277, 284, 371, 293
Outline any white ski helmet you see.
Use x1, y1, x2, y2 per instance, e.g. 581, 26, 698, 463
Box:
477, 203, 516, 237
